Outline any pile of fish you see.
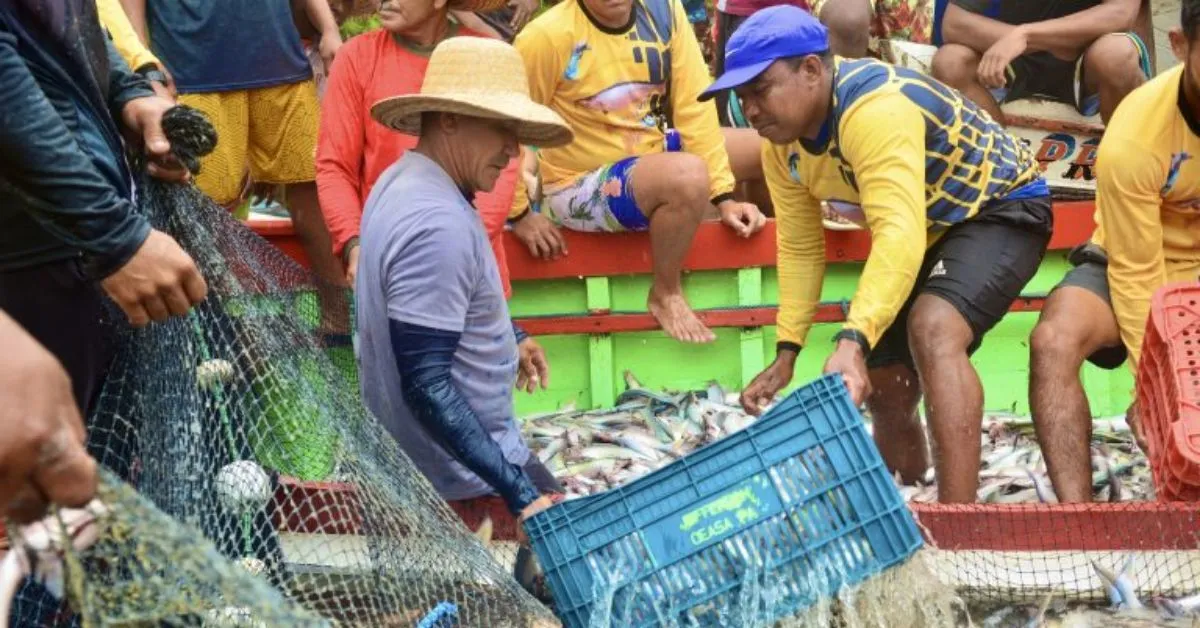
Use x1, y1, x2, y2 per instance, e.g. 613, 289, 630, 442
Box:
522, 373, 755, 498
523, 372, 1156, 504
899, 417, 1155, 504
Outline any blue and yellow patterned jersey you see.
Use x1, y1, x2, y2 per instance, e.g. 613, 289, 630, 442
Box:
764, 57, 1045, 349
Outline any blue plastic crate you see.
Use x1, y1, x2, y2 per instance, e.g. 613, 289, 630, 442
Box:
524, 374, 924, 628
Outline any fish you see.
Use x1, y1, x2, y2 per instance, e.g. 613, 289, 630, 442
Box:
522, 383, 763, 499
575, 82, 665, 115
1093, 556, 1144, 611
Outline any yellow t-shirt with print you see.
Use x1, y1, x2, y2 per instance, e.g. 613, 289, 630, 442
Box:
763, 57, 1042, 350
1092, 64, 1200, 369
510, 0, 735, 217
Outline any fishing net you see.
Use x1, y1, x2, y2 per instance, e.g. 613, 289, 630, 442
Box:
7, 106, 556, 627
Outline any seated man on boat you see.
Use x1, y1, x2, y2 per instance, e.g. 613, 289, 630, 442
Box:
1028, 0, 1200, 503
355, 36, 570, 581
508, 0, 768, 345
708, 6, 1053, 503
929, 0, 1152, 125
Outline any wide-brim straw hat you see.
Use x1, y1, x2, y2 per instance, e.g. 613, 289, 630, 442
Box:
370, 37, 574, 148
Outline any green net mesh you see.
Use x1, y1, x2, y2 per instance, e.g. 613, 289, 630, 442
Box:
6, 107, 556, 627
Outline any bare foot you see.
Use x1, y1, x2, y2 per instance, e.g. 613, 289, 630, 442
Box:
648, 290, 715, 344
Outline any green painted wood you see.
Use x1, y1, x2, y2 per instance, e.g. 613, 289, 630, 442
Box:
509, 255, 1134, 419
737, 268, 766, 388
585, 277, 616, 408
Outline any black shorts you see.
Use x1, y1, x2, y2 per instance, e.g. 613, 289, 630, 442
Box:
1049, 243, 1129, 370
993, 37, 1149, 117
867, 196, 1054, 370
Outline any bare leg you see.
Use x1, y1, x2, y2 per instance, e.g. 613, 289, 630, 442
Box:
721, 128, 773, 216
818, 0, 872, 59
283, 181, 350, 333
1029, 286, 1122, 502
1081, 35, 1147, 125
866, 363, 929, 483
930, 43, 1006, 124
629, 153, 714, 344
907, 294, 982, 503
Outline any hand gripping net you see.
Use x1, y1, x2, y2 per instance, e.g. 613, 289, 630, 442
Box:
8, 106, 556, 627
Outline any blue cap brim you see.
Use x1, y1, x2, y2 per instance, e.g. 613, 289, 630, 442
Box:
698, 59, 774, 102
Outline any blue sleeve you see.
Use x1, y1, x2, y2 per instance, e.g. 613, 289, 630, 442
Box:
389, 318, 540, 515
512, 320, 529, 345
104, 36, 154, 124
0, 25, 150, 279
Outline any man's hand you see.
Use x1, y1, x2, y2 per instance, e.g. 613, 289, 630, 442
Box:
509, 0, 539, 31
516, 337, 550, 394
516, 494, 556, 545
511, 212, 567, 260
978, 26, 1028, 89
717, 200, 767, 238
121, 95, 190, 183
823, 339, 872, 407
101, 229, 208, 327
344, 243, 361, 286
740, 353, 796, 415
319, 30, 342, 75
0, 312, 98, 524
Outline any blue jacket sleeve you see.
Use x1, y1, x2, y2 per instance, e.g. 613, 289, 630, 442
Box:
0, 26, 150, 279
389, 318, 541, 515
104, 36, 154, 125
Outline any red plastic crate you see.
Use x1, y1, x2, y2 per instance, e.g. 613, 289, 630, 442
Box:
1135, 281, 1200, 501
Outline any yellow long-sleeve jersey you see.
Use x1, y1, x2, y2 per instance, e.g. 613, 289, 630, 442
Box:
95, 0, 161, 72
509, 0, 736, 218
765, 57, 1043, 349
1092, 64, 1200, 370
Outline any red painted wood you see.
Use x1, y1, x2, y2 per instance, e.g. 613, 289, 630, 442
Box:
248, 202, 1097, 278
910, 502, 1200, 552
274, 476, 1200, 549
514, 297, 1049, 336
272, 477, 365, 535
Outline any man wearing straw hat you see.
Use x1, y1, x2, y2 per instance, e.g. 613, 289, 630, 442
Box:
356, 35, 572, 576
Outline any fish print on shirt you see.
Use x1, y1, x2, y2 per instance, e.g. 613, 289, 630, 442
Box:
1163, 152, 1193, 197
564, 42, 590, 80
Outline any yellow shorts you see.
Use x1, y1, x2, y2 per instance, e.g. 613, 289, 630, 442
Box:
180, 80, 319, 206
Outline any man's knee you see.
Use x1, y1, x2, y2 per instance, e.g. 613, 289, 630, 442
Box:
1084, 36, 1144, 92
1030, 286, 1118, 370
931, 44, 981, 89
663, 153, 711, 207
906, 295, 973, 364
1029, 319, 1090, 374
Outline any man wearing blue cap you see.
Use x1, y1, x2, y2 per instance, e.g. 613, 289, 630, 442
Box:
703, 5, 1053, 503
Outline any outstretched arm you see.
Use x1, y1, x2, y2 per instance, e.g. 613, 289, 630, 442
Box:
836, 92, 928, 349
383, 219, 539, 513
389, 321, 540, 514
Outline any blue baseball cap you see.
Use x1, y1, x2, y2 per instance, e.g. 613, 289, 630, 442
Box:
699, 5, 830, 102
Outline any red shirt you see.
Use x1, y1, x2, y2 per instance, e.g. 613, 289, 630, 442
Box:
316, 28, 519, 297
717, 0, 811, 18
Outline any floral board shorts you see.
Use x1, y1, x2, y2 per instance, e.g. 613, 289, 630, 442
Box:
542, 157, 649, 233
